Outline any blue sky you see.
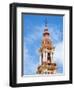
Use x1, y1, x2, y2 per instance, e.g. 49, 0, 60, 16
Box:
22, 14, 64, 75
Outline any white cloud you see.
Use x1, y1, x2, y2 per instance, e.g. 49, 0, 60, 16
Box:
53, 41, 64, 73
49, 26, 63, 44
53, 41, 64, 64
23, 45, 38, 75
24, 25, 44, 44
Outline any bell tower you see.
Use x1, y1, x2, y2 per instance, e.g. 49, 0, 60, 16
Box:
37, 18, 56, 74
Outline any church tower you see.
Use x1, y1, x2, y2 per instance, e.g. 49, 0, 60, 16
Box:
37, 19, 56, 74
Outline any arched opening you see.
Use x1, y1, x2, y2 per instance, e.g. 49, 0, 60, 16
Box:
47, 53, 51, 62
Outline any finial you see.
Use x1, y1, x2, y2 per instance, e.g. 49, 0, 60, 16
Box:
45, 17, 48, 27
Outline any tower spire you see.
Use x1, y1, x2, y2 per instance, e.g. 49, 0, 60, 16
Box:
44, 17, 49, 35
45, 17, 48, 27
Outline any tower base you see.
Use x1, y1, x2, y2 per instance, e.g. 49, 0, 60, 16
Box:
37, 63, 56, 74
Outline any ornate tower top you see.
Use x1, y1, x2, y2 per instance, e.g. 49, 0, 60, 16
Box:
37, 18, 56, 74
40, 18, 54, 52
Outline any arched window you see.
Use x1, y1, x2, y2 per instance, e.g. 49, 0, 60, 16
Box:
47, 53, 51, 60
41, 53, 43, 61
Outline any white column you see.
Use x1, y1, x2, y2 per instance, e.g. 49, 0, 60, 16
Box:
43, 52, 46, 62
46, 52, 47, 61
43, 52, 44, 62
